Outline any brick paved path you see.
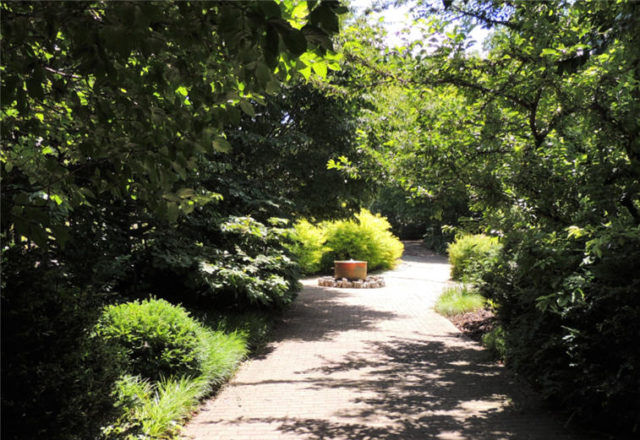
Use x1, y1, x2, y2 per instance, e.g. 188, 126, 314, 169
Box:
183, 242, 595, 440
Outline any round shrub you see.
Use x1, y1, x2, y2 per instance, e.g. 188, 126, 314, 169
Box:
289, 210, 404, 274
447, 233, 502, 281
288, 219, 327, 274
321, 209, 404, 272
96, 299, 204, 381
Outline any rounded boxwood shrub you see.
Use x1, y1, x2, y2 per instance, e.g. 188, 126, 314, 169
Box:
447, 233, 502, 281
96, 299, 204, 381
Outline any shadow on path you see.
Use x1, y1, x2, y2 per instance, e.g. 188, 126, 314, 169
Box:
271, 286, 400, 343
221, 335, 581, 439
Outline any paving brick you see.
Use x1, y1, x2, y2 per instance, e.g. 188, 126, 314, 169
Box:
182, 242, 601, 440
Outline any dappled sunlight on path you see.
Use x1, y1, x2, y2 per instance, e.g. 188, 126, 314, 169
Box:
183, 241, 599, 440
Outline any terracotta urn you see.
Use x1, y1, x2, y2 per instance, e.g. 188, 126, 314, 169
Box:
334, 260, 367, 280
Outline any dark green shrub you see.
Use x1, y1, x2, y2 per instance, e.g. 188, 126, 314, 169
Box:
135, 216, 301, 311
1, 250, 123, 440
96, 299, 203, 381
447, 233, 502, 281
196, 216, 301, 310
481, 222, 640, 432
481, 326, 506, 360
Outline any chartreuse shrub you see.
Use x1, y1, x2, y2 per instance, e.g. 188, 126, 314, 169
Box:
447, 234, 502, 281
290, 209, 404, 274
481, 222, 640, 432
97, 298, 247, 439
288, 219, 327, 274
434, 284, 485, 317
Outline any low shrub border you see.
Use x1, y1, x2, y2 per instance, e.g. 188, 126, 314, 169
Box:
96, 300, 276, 439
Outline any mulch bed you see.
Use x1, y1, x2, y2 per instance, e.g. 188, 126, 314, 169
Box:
448, 308, 495, 342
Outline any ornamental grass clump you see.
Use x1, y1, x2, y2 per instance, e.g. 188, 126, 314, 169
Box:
435, 284, 486, 317
97, 298, 247, 439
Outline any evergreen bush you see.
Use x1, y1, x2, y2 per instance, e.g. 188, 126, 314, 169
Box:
481, 223, 640, 431
96, 299, 204, 381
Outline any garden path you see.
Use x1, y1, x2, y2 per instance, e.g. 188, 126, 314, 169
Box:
183, 241, 598, 440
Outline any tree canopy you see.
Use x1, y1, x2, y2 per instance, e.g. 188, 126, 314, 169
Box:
1, 0, 347, 247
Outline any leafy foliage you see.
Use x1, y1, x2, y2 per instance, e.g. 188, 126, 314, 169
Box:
290, 209, 404, 274
343, 0, 640, 431
101, 318, 246, 440
1, 251, 124, 440
288, 219, 328, 274
1, 1, 346, 246
480, 222, 640, 430
447, 234, 501, 282
195, 217, 301, 310
96, 299, 208, 381
481, 326, 506, 360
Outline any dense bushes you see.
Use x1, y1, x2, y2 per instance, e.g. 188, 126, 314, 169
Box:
97, 299, 206, 381
290, 209, 404, 274
447, 234, 502, 282
97, 299, 247, 439
480, 222, 640, 431
287, 219, 327, 274
1, 251, 123, 440
196, 217, 300, 310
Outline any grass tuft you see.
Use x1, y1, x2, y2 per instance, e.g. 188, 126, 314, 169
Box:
435, 284, 485, 317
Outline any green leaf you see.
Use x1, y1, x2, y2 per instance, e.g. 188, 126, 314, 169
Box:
264, 25, 280, 69
176, 187, 195, 198
239, 100, 255, 117
166, 202, 179, 223
301, 24, 332, 51
309, 4, 339, 33
255, 62, 272, 86
259, 1, 281, 19
311, 61, 327, 78
213, 137, 232, 153
282, 28, 307, 56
